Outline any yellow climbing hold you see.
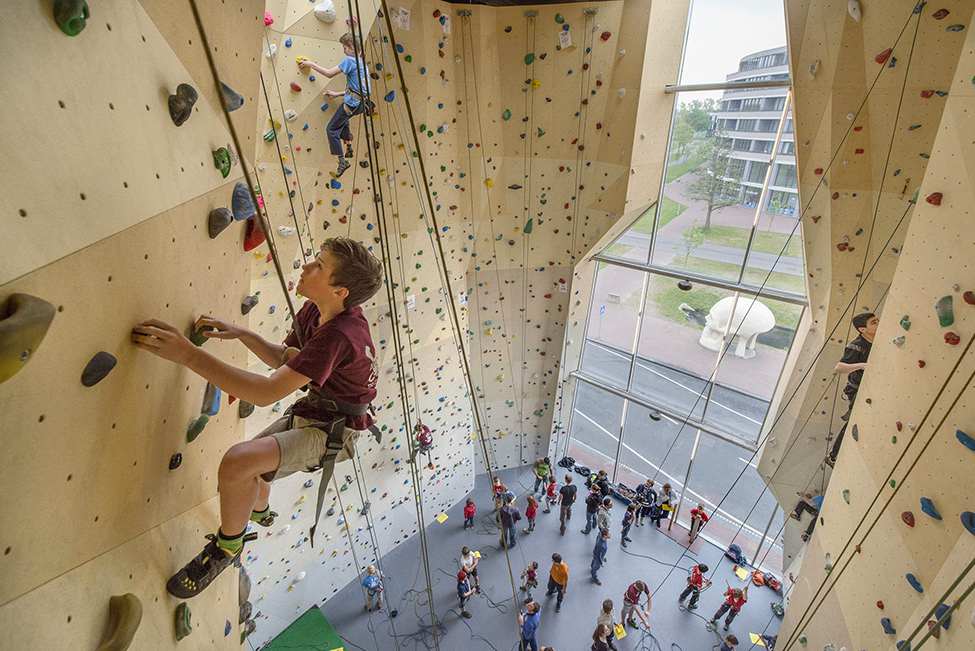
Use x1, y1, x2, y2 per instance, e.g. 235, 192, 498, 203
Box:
296, 56, 308, 65
484, 178, 494, 188
532, 79, 541, 89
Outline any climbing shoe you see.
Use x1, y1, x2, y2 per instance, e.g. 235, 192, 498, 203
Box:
332, 159, 351, 178
250, 509, 278, 527
345, 144, 354, 159
166, 533, 253, 599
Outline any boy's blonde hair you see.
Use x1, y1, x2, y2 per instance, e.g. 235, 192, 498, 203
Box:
366, 565, 378, 575
339, 32, 362, 53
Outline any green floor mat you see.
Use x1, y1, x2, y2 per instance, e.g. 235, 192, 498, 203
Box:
261, 605, 346, 650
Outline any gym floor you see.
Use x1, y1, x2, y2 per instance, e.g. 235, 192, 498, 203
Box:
317, 467, 784, 651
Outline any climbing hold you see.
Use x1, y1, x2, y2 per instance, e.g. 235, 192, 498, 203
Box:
238, 401, 255, 419
960, 511, 975, 536
555, 13, 564, 23
314, 0, 336, 22
932, 9, 950, 19
892, 336, 906, 346
945, 332, 960, 345
241, 295, 259, 315
524, 53, 535, 65
842, 489, 850, 504
956, 429, 975, 451
95, 594, 142, 651
524, 218, 533, 234
808, 60, 820, 79
504, 26, 512, 33
175, 602, 192, 641
925, 192, 943, 206
875, 48, 893, 65
54, 0, 89, 36
532, 79, 542, 90
882, 618, 896, 635
963, 290, 975, 305
877, 601, 884, 609
502, 109, 511, 121
207, 207, 233, 239
600, 31, 611, 41
230, 181, 257, 222
202, 382, 220, 416
918, 360, 926, 368
187, 415, 208, 442
168, 83, 199, 127
537, 127, 545, 137
384, 90, 395, 102
902, 511, 915, 527
900, 315, 911, 330
935, 295, 953, 326
946, 24, 965, 32
0, 294, 57, 385
484, 178, 494, 188
264, 11, 274, 25
920, 497, 942, 520
81, 351, 117, 387
935, 604, 951, 630
284, 109, 297, 122
212, 148, 231, 178
906, 573, 923, 593
290, 81, 302, 92
896, 642, 910, 651
217, 82, 243, 113
797, 636, 807, 645
169, 453, 182, 470
243, 215, 267, 252
848, 0, 862, 21
677, 280, 693, 291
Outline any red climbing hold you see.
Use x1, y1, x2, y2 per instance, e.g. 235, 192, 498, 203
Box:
832, 192, 840, 200
925, 192, 942, 205
918, 360, 926, 368
582, 63, 590, 71
854, 126, 863, 131
290, 81, 302, 92
264, 11, 274, 26
896, 421, 903, 431
433, 9, 441, 18
855, 148, 864, 154
814, 168, 823, 175
836, 242, 849, 251
902, 511, 915, 527
875, 48, 893, 64
811, 215, 821, 223
877, 601, 884, 609
932, 9, 950, 20
243, 214, 267, 251
600, 31, 611, 41
963, 291, 975, 305
944, 332, 960, 345
921, 90, 935, 98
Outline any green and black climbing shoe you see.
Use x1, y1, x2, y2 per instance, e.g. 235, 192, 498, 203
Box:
167, 533, 244, 599
332, 159, 351, 178
345, 143, 354, 159
250, 508, 277, 527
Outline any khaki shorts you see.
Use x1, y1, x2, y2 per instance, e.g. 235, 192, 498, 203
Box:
254, 415, 359, 482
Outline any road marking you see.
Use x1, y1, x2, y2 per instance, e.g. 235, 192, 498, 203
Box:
572, 408, 774, 542
739, 457, 758, 469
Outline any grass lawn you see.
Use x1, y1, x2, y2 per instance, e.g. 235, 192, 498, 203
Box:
701, 225, 802, 256
598, 243, 634, 270
662, 257, 807, 302
629, 196, 687, 234
665, 150, 706, 183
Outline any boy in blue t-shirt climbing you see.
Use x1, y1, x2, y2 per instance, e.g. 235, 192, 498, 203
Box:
299, 33, 372, 178
132, 237, 384, 599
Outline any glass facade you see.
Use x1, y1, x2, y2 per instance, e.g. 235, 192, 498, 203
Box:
563, 0, 800, 573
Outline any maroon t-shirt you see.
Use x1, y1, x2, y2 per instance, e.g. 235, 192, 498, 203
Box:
283, 302, 378, 429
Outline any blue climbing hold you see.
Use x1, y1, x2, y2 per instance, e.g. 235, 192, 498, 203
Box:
285, 37, 292, 47
331, 199, 340, 206
935, 604, 951, 630
920, 497, 942, 520
956, 429, 975, 451
384, 90, 395, 102
896, 642, 910, 651
906, 573, 923, 593
225, 620, 231, 636
881, 617, 896, 635
232, 182, 256, 221
331, 179, 341, 189
202, 382, 221, 416
321, 104, 328, 111
946, 24, 965, 31
420, 67, 426, 75
396, 44, 404, 53
960, 511, 975, 536
309, 75, 315, 81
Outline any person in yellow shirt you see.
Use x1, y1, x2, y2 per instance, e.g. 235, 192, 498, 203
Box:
545, 553, 569, 612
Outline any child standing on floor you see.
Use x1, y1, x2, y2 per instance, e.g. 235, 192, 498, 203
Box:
457, 571, 475, 618
710, 585, 748, 631
689, 503, 709, 542
362, 565, 384, 611
677, 563, 709, 609
544, 476, 558, 513
464, 498, 476, 530
720, 634, 739, 651
596, 599, 619, 651
621, 504, 636, 547
520, 561, 539, 603
524, 496, 538, 533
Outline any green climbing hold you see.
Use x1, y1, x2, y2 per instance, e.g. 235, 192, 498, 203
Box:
96, 594, 142, 651
503, 109, 511, 121
555, 13, 564, 23
187, 414, 209, 442
175, 603, 192, 641
890, 479, 896, 488
524, 53, 535, 65
189, 324, 214, 346
900, 315, 911, 330
263, 129, 276, 142
524, 218, 533, 234
797, 636, 807, 645
213, 148, 231, 178
935, 295, 953, 327
54, 0, 89, 36
405, 55, 412, 63
0, 293, 57, 385
891, 435, 897, 443
537, 127, 545, 137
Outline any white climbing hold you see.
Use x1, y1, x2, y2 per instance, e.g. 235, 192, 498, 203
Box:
848, 0, 861, 22
281, 524, 291, 533
258, 163, 267, 171
277, 226, 295, 237
455, 56, 461, 63
285, 109, 297, 122
266, 44, 276, 59
618, 49, 626, 57
313, 0, 336, 23
847, 112, 855, 120
809, 59, 820, 79
618, 88, 626, 99
295, 571, 306, 582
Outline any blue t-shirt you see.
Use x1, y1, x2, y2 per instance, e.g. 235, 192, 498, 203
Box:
812, 496, 824, 510
338, 56, 370, 107
593, 537, 608, 564
457, 579, 470, 598
521, 611, 540, 639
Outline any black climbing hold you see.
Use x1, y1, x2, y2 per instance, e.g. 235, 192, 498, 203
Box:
169, 453, 182, 470
241, 295, 259, 315
168, 83, 199, 127
208, 207, 233, 239
219, 82, 244, 112
504, 25, 512, 32
677, 280, 693, 291
508, 184, 523, 190
189, 324, 213, 346
326, 506, 335, 516
649, 410, 662, 422
238, 600, 252, 625
539, 53, 547, 60
238, 401, 255, 419
81, 351, 117, 387
359, 161, 369, 168
0, 293, 57, 385
851, 424, 859, 441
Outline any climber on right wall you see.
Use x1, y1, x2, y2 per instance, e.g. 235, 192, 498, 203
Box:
828, 312, 878, 466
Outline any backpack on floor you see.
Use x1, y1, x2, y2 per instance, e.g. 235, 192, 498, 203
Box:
725, 543, 746, 565
557, 456, 575, 469
575, 465, 591, 478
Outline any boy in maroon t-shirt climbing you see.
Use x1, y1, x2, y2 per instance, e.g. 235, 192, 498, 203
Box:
132, 237, 384, 599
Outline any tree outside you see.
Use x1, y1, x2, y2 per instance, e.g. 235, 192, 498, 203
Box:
684, 130, 742, 230
672, 119, 695, 161
680, 219, 708, 268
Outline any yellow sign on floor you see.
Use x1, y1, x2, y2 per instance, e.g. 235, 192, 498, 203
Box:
436, 513, 448, 523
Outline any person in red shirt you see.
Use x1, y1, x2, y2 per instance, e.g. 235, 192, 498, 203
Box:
544, 476, 558, 513
133, 237, 384, 599
621, 580, 652, 628
463, 498, 476, 531
677, 563, 710, 609
689, 503, 709, 543
524, 496, 539, 533
709, 585, 748, 631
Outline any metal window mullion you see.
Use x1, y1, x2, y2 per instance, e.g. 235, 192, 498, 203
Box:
624, 271, 652, 394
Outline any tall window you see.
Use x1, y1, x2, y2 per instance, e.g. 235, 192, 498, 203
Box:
566, 0, 798, 573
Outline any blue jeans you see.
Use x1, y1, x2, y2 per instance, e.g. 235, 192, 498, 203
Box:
591, 556, 602, 580
533, 476, 545, 493
621, 523, 631, 539
500, 526, 517, 548
327, 102, 364, 156
464, 516, 474, 528
520, 636, 539, 651
583, 511, 598, 533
